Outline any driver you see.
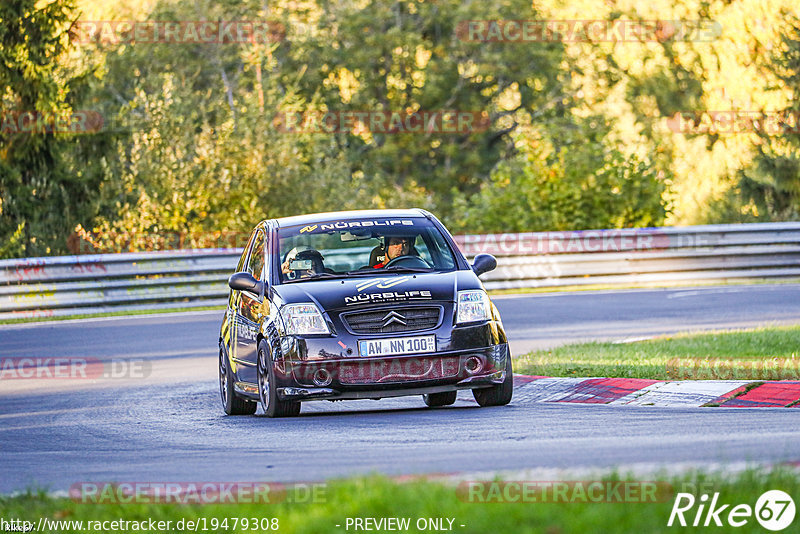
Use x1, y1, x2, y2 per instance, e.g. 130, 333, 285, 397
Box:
282, 246, 326, 279
373, 236, 413, 268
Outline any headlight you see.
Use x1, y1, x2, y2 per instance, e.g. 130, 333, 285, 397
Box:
456, 290, 492, 324
280, 303, 330, 335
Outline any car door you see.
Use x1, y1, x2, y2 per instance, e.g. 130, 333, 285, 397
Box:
221, 230, 253, 362
233, 227, 267, 380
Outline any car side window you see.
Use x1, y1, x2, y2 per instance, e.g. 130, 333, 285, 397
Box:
247, 230, 266, 281
237, 231, 256, 273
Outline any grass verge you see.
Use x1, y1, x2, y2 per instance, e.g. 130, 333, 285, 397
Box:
1, 470, 798, 533
515, 326, 800, 380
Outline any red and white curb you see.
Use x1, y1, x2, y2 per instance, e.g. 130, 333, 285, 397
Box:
512, 375, 800, 407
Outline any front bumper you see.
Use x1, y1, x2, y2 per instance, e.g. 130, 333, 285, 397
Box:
274, 343, 509, 401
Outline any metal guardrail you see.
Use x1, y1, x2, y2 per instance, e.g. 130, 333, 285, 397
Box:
457, 222, 800, 290
1, 222, 799, 320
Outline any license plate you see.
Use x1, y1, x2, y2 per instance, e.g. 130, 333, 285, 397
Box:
358, 335, 436, 357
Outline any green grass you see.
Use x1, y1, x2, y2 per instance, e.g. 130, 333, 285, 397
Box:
0, 306, 222, 325
515, 326, 800, 380
1, 470, 798, 533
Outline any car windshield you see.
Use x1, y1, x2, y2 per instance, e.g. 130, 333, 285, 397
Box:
276, 217, 457, 283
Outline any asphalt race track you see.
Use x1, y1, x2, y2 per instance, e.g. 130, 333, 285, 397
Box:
2, 284, 800, 493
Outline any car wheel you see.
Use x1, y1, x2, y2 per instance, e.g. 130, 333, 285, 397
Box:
423, 391, 457, 407
257, 340, 301, 418
473, 353, 514, 407
219, 347, 257, 415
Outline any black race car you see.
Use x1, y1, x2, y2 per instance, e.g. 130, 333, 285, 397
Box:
218, 209, 512, 417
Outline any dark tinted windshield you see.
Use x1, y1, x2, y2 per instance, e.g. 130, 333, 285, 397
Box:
277, 217, 457, 282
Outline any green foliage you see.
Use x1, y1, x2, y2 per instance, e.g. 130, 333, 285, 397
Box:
5, 0, 800, 258
0, 0, 99, 257
78, 0, 672, 248
456, 122, 669, 233
0, 221, 25, 259
280, 0, 570, 214
79, 0, 575, 244
736, 17, 800, 220
77, 0, 446, 248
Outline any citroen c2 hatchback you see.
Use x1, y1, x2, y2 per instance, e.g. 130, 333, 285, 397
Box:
218, 209, 512, 417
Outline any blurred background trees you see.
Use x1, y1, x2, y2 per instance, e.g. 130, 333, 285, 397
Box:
1, 0, 798, 257
736, 16, 800, 220
0, 0, 100, 257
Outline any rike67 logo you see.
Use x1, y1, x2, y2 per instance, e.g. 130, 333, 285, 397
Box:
668, 490, 796, 531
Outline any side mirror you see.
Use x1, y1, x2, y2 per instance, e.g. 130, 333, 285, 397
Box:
228, 272, 263, 294
471, 253, 497, 276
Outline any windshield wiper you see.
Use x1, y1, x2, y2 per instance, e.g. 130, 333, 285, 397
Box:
343, 267, 432, 275
343, 268, 390, 276
283, 272, 345, 283
382, 266, 434, 273
285, 267, 434, 282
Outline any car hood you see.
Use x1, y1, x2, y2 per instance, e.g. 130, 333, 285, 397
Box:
272, 270, 481, 311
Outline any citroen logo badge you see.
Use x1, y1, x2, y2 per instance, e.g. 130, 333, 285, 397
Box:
382, 311, 407, 327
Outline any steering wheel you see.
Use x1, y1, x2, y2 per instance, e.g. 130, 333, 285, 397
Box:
384, 255, 430, 269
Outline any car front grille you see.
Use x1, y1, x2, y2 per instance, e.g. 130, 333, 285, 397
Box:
337, 356, 460, 385
341, 306, 442, 334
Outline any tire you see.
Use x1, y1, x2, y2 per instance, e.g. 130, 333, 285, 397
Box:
423, 391, 457, 407
257, 339, 301, 418
473, 353, 513, 407
219, 347, 257, 415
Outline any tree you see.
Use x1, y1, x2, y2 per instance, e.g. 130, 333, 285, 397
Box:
0, 0, 98, 257
737, 17, 800, 220
77, 0, 405, 251
278, 0, 571, 221
79, 0, 572, 246
456, 120, 669, 233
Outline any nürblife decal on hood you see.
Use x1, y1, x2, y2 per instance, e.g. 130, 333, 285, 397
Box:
344, 290, 433, 305
346, 276, 432, 304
